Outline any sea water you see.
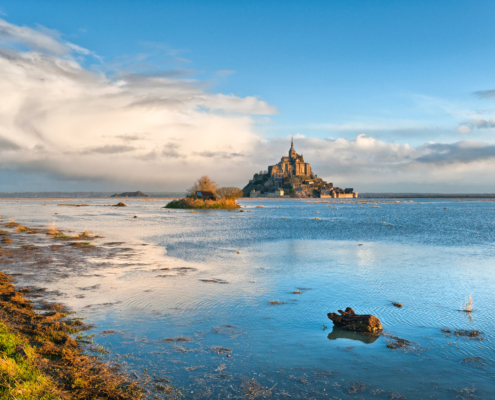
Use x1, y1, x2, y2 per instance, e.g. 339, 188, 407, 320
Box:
1, 198, 494, 399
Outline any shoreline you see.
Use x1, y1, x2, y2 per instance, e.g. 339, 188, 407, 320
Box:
0, 220, 146, 399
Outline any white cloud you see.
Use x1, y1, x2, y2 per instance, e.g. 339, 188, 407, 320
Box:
3, 18, 495, 193
0, 18, 70, 55
456, 125, 472, 134
0, 19, 277, 190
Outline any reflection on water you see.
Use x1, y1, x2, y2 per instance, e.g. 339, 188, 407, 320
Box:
1, 198, 495, 398
327, 327, 380, 344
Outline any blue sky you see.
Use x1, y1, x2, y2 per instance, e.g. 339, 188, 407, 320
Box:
2, 1, 495, 192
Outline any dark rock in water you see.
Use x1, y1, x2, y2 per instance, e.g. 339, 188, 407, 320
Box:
327, 307, 383, 334
111, 191, 148, 198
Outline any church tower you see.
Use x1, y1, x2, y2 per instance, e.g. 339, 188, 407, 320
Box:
289, 136, 297, 159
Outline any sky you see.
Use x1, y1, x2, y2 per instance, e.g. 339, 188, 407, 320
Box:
2, 0, 495, 193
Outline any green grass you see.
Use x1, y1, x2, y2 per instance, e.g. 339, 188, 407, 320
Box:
0, 322, 61, 399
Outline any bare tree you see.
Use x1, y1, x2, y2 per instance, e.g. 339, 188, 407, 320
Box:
217, 187, 243, 200
187, 176, 219, 196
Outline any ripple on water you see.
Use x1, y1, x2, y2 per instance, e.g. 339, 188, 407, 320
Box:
2, 198, 495, 398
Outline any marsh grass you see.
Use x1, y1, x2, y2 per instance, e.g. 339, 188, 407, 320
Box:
0, 271, 143, 399
5, 220, 19, 228
15, 225, 37, 234
268, 300, 288, 305
78, 230, 93, 238
0, 322, 62, 400
77, 230, 100, 239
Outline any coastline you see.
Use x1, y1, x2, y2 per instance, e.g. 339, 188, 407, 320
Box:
0, 221, 146, 399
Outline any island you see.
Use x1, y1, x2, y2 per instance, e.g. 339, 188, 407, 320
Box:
111, 191, 148, 198
242, 138, 358, 198
165, 177, 242, 209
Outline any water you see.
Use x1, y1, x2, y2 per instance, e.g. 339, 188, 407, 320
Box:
1, 198, 495, 399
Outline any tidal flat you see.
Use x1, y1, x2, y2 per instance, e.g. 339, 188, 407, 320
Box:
1, 197, 495, 399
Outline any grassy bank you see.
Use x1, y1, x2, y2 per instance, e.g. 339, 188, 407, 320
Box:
165, 197, 240, 209
0, 257, 142, 399
0, 321, 60, 399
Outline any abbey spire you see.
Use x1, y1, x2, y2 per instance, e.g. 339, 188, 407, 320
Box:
289, 135, 297, 159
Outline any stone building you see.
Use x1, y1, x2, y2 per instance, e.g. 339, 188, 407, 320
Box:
242, 137, 357, 198
268, 137, 312, 186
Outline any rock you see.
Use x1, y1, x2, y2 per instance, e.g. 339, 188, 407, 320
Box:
327, 307, 383, 334
16, 345, 28, 359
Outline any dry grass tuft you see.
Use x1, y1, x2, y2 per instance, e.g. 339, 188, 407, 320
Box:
461, 294, 473, 313
47, 222, 60, 236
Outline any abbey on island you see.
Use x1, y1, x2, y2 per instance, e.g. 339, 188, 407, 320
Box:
242, 138, 358, 198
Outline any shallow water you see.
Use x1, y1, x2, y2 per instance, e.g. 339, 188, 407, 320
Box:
1, 198, 495, 399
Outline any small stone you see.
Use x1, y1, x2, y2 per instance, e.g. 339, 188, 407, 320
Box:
16, 345, 28, 359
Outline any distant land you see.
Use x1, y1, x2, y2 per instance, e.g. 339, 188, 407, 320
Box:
2, 192, 495, 199
111, 191, 148, 198
0, 192, 185, 198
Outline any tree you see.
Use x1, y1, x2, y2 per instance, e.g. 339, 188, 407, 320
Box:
217, 187, 244, 200
187, 176, 219, 197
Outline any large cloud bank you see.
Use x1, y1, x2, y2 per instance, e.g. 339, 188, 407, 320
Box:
0, 19, 276, 189
2, 18, 495, 192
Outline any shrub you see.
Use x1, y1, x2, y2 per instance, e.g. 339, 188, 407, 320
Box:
217, 187, 243, 200
186, 176, 219, 197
